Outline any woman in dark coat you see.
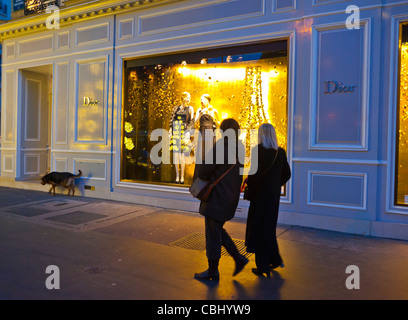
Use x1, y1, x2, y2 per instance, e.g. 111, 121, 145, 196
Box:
194, 118, 248, 281
245, 123, 291, 277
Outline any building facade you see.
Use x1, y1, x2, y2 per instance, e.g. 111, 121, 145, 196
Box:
1, 0, 408, 240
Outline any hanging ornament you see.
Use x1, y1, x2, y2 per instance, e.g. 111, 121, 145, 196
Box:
239, 66, 267, 156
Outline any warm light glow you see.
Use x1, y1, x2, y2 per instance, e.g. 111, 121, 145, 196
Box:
178, 66, 246, 82
124, 137, 135, 151
124, 122, 134, 133
221, 112, 230, 119
396, 43, 408, 204
122, 53, 288, 185
269, 70, 280, 78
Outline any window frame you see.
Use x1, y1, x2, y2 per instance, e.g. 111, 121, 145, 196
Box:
119, 40, 290, 187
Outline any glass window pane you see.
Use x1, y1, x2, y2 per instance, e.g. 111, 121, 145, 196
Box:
396, 24, 408, 205
121, 41, 289, 186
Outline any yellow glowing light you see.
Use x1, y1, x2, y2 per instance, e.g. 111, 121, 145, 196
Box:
123, 54, 288, 185
178, 66, 246, 82
175, 60, 288, 150
221, 112, 230, 119
124, 137, 135, 150
124, 122, 134, 133
396, 42, 408, 203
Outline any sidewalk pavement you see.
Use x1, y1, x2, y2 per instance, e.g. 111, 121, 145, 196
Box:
0, 186, 408, 300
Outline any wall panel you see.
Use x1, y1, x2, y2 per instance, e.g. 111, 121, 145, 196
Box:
310, 20, 370, 150
19, 35, 53, 56
139, 0, 265, 35
75, 58, 108, 144
3, 70, 16, 144
308, 171, 367, 209
55, 62, 70, 145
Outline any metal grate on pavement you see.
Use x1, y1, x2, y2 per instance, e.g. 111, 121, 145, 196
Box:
169, 232, 253, 258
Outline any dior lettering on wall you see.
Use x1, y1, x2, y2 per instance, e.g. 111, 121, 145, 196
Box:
324, 81, 357, 94
83, 97, 99, 106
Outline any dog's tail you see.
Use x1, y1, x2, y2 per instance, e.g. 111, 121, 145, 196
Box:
75, 170, 83, 178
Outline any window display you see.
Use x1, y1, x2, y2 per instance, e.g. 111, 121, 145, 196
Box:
121, 41, 289, 186
396, 24, 408, 205
169, 92, 195, 184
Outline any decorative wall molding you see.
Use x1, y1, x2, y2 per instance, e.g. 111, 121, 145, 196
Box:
54, 62, 70, 145
386, 14, 408, 216
272, 0, 297, 13
76, 23, 110, 47
308, 170, 367, 210
0, 0, 180, 41
73, 158, 107, 180
23, 154, 40, 175
74, 56, 109, 145
3, 70, 17, 144
309, 19, 371, 151
2, 155, 15, 173
54, 157, 68, 172
24, 78, 41, 142
312, 0, 351, 6
19, 35, 53, 56
292, 157, 387, 166
138, 0, 265, 36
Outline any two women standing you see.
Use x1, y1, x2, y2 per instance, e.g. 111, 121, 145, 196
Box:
194, 121, 291, 280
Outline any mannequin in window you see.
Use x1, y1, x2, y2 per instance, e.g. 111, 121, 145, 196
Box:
195, 94, 219, 130
169, 92, 195, 184
193, 94, 219, 179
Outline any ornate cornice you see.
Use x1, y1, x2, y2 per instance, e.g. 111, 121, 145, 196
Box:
0, 0, 180, 41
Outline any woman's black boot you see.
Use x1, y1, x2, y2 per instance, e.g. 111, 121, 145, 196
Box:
195, 259, 220, 281
223, 237, 249, 276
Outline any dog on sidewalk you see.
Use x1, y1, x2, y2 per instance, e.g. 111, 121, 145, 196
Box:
41, 170, 83, 197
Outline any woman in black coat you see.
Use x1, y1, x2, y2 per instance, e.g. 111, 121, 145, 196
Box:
245, 123, 291, 277
194, 118, 248, 281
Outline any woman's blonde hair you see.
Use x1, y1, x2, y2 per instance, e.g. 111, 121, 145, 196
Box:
181, 92, 191, 99
201, 93, 211, 103
258, 123, 278, 150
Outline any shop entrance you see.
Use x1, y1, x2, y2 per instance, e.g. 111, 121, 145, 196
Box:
18, 65, 52, 180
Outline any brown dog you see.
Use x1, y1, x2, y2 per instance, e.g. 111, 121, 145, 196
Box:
41, 170, 82, 197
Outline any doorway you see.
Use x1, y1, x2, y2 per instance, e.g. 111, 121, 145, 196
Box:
18, 65, 52, 180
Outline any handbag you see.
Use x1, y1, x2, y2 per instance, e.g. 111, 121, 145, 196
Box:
189, 164, 237, 202
243, 148, 279, 201
189, 177, 210, 200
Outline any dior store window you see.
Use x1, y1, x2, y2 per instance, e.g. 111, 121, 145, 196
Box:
121, 41, 289, 187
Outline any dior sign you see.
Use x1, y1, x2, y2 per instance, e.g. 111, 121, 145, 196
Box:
83, 97, 99, 106
324, 80, 357, 94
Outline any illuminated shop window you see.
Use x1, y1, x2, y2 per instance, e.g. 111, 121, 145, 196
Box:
396, 24, 408, 205
121, 41, 289, 186
24, 0, 60, 15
